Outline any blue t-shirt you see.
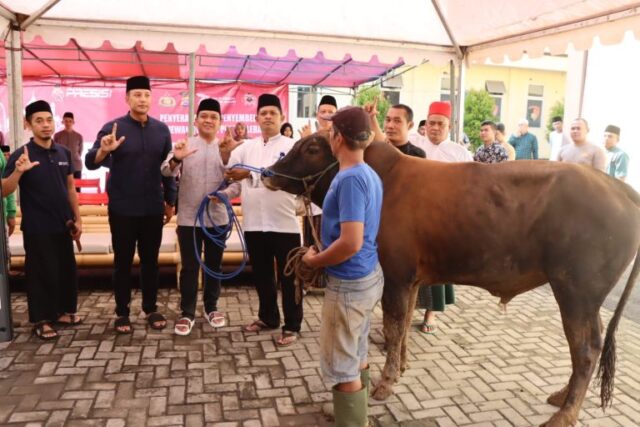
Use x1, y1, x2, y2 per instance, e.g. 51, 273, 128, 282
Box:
321, 163, 383, 280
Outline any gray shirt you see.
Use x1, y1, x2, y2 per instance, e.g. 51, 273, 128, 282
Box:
558, 142, 606, 172
161, 136, 240, 227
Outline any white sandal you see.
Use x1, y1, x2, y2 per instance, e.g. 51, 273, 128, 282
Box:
174, 317, 195, 336
206, 311, 226, 328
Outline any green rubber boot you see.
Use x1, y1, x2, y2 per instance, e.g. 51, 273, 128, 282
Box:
333, 385, 368, 427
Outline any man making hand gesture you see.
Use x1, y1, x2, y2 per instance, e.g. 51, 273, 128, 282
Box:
85, 76, 177, 334
2, 100, 83, 340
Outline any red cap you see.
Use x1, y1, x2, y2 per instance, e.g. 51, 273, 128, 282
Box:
428, 101, 451, 119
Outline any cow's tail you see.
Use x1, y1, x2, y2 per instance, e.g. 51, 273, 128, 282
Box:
597, 245, 640, 408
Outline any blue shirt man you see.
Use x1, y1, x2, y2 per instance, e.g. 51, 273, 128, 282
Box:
509, 119, 539, 160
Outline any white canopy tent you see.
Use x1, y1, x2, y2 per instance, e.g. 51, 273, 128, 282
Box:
2, 0, 640, 144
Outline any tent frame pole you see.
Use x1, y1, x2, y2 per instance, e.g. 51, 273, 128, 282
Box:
6, 24, 24, 150
188, 52, 196, 137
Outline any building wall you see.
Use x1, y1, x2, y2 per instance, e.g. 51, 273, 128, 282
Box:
399, 63, 567, 158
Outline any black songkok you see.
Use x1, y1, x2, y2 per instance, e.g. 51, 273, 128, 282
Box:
318, 95, 337, 108
126, 75, 151, 92
257, 94, 282, 113
25, 100, 52, 120
197, 98, 221, 115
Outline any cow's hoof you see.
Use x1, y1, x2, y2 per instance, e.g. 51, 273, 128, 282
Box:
371, 382, 393, 401
546, 386, 568, 408
539, 410, 577, 427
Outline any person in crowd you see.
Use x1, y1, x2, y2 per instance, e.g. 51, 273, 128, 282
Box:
474, 120, 509, 164
280, 122, 294, 138
161, 98, 241, 336
0, 145, 16, 244
558, 118, 606, 172
548, 116, 571, 161
603, 125, 629, 181
54, 112, 84, 182
417, 119, 426, 136
225, 93, 303, 347
415, 101, 470, 333
2, 100, 82, 340
233, 121, 249, 143
509, 119, 539, 160
303, 106, 383, 427
495, 123, 516, 161
85, 76, 177, 334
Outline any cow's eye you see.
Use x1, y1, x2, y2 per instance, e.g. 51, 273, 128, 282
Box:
307, 146, 320, 155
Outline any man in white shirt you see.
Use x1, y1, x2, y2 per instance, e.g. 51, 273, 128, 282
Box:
558, 118, 606, 172
161, 98, 240, 336
548, 116, 571, 161
415, 101, 473, 162
226, 94, 303, 346
415, 101, 471, 333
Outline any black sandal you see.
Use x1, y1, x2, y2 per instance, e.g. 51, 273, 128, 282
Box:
33, 322, 58, 340
147, 312, 167, 330
57, 313, 83, 326
114, 316, 132, 334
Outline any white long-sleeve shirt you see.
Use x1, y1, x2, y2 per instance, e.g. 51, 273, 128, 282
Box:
415, 136, 474, 162
227, 134, 300, 233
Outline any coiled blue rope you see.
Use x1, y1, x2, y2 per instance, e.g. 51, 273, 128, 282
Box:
193, 162, 274, 280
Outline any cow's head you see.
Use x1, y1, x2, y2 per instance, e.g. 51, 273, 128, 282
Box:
262, 130, 338, 206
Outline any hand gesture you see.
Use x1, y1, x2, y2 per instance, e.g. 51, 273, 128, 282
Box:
219, 128, 235, 153
173, 139, 197, 161
163, 202, 175, 225
298, 120, 312, 138
100, 122, 125, 153
15, 146, 40, 173
363, 96, 379, 120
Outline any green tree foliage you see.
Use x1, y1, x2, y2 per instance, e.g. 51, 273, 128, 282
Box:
355, 86, 390, 128
464, 89, 497, 151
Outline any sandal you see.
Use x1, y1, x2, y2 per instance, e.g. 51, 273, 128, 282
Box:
147, 312, 167, 330
275, 331, 298, 347
33, 322, 58, 340
420, 322, 437, 334
206, 311, 226, 329
114, 316, 132, 334
57, 313, 83, 326
174, 317, 195, 336
243, 319, 272, 333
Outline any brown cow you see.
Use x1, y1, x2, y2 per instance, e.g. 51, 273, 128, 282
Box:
261, 132, 640, 427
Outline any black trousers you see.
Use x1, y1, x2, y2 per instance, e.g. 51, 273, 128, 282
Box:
109, 212, 164, 317
244, 231, 302, 332
73, 170, 82, 192
23, 232, 78, 323
177, 226, 224, 319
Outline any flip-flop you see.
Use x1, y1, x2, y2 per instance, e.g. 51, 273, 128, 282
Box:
275, 331, 298, 347
56, 313, 83, 326
206, 311, 226, 329
147, 312, 167, 330
420, 322, 437, 334
174, 317, 195, 336
33, 322, 58, 340
114, 316, 132, 334
243, 319, 271, 333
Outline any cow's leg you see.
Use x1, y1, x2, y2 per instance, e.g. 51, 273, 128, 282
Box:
399, 282, 421, 373
371, 281, 411, 400
542, 296, 602, 427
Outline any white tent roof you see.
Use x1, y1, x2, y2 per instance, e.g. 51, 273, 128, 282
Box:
3, 0, 640, 65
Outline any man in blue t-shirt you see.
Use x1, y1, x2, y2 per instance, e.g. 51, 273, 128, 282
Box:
303, 106, 383, 426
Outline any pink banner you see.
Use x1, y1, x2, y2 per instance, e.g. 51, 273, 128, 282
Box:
0, 81, 289, 144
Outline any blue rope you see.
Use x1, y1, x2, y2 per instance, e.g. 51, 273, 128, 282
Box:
192, 161, 275, 280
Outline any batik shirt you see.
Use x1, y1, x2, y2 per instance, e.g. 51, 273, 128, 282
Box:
474, 142, 509, 164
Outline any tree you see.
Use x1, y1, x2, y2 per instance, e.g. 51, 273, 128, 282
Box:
355, 86, 390, 128
463, 89, 497, 151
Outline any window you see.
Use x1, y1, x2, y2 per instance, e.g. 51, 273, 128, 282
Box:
491, 96, 502, 121
383, 90, 400, 106
485, 80, 506, 95
440, 75, 452, 102
526, 84, 544, 128
296, 87, 312, 118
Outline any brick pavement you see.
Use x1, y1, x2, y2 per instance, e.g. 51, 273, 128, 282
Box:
1, 284, 639, 426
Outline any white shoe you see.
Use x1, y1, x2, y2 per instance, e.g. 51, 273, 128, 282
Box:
206, 311, 226, 328
174, 317, 195, 336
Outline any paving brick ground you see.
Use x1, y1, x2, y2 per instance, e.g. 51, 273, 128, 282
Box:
1, 283, 639, 426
